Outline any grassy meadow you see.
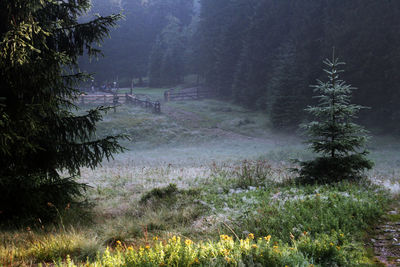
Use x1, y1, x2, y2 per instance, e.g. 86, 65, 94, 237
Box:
1, 91, 399, 266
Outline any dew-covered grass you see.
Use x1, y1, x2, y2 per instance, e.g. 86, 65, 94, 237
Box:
2, 98, 400, 266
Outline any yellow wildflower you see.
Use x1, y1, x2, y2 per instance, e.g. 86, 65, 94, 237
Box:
145, 245, 150, 249
330, 242, 334, 246
116, 240, 122, 246
251, 244, 257, 249
264, 235, 271, 242
185, 239, 193, 246
194, 258, 200, 264
220, 248, 230, 255
273, 245, 279, 249
153, 236, 159, 241
128, 246, 134, 251
248, 233, 255, 240
336, 246, 341, 250
220, 234, 231, 241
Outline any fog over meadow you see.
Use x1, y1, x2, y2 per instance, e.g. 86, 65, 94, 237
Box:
78, 0, 400, 192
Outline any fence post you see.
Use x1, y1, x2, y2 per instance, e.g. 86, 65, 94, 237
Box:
113, 94, 119, 105
164, 90, 171, 102
155, 101, 160, 113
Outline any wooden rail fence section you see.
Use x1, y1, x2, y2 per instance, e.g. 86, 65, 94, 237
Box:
164, 86, 216, 101
78, 93, 160, 113
125, 94, 161, 113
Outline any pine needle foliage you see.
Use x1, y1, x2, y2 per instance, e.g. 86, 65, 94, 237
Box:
0, 0, 123, 225
296, 53, 373, 184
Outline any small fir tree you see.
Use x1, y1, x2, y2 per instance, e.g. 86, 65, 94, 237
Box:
297, 53, 373, 184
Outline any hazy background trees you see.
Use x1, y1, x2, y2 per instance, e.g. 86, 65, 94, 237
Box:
80, 0, 194, 86
80, 0, 400, 133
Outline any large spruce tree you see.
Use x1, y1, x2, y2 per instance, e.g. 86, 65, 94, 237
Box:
0, 0, 123, 224
297, 54, 373, 184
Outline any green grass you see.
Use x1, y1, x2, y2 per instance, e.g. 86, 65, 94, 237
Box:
165, 99, 273, 137
2, 97, 400, 266
2, 172, 387, 266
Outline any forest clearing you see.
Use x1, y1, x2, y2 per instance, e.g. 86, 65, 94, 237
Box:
2, 91, 400, 266
2, 0, 400, 266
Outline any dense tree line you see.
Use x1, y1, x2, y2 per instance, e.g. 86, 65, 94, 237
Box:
81, 0, 400, 132
194, 0, 400, 132
80, 0, 194, 86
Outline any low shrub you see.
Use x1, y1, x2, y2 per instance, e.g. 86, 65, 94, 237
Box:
236, 182, 388, 243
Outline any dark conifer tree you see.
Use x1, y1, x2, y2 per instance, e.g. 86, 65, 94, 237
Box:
148, 37, 165, 87
269, 40, 307, 130
148, 16, 186, 87
0, 0, 123, 223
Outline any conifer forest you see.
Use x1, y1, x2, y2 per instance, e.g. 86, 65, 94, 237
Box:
1, 1, 400, 266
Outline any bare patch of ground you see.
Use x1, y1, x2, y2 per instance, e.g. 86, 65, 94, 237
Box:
371, 204, 400, 266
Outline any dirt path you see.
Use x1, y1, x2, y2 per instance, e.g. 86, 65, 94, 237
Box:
371, 204, 400, 266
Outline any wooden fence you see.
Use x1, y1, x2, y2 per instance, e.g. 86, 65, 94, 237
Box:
126, 94, 161, 113
78, 94, 127, 105
164, 86, 216, 101
77, 93, 160, 113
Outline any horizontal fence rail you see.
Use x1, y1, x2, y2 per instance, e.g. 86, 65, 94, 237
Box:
164, 86, 216, 101
78, 94, 127, 105
126, 94, 161, 113
77, 93, 161, 113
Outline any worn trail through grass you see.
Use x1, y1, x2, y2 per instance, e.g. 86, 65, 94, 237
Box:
371, 203, 400, 266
